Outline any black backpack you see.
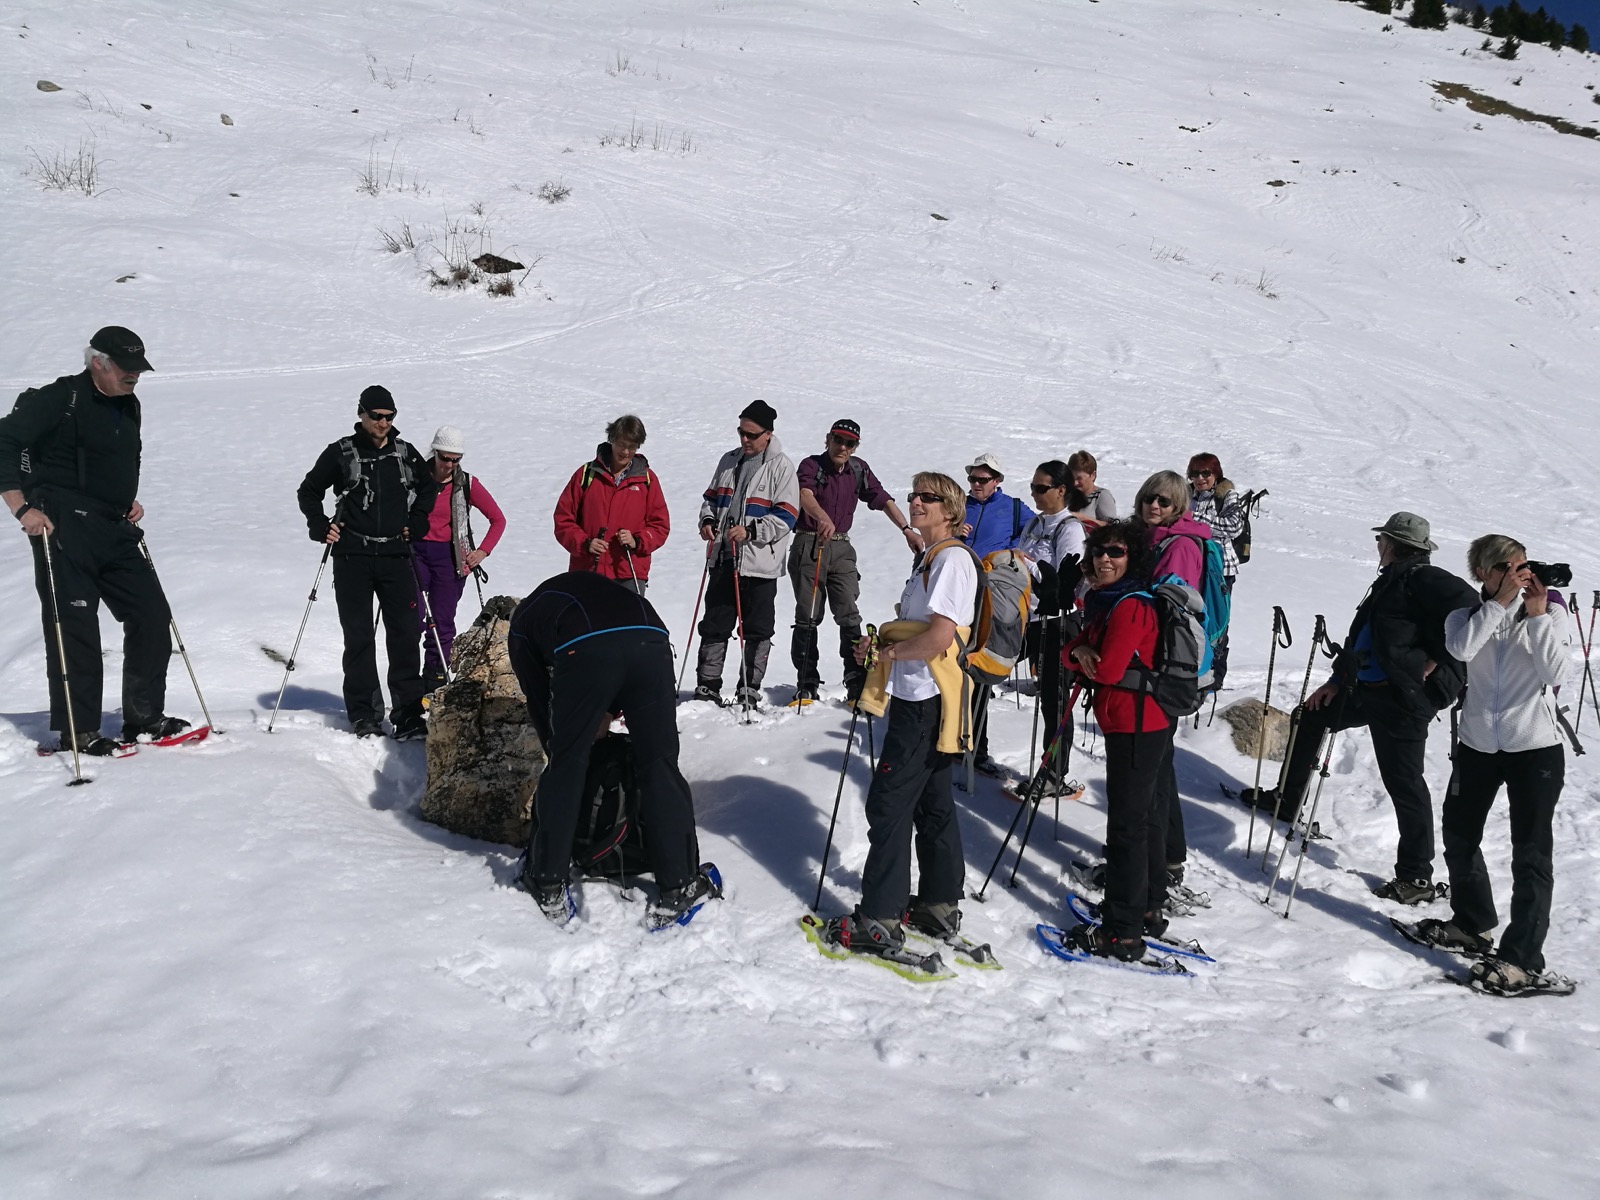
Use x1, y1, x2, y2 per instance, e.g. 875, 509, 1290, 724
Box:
571, 732, 650, 877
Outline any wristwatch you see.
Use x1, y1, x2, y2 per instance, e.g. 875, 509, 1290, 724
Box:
14, 502, 34, 523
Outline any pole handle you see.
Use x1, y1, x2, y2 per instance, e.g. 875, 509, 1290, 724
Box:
1272, 605, 1292, 649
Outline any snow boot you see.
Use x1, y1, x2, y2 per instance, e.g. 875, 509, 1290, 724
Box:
390, 703, 427, 742
647, 866, 724, 930
1064, 921, 1145, 962
735, 685, 763, 711
823, 910, 906, 957
1373, 877, 1444, 906
1469, 956, 1577, 997
523, 875, 576, 928
905, 896, 961, 939
693, 682, 725, 706
352, 718, 385, 739
60, 731, 124, 757
120, 715, 191, 743
1410, 917, 1493, 957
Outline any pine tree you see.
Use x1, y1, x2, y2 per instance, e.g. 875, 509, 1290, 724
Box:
1364, 0, 1393, 13
1489, 5, 1509, 36
1572, 24, 1591, 53
1497, 34, 1521, 58
1409, 0, 1448, 29
1472, 4, 1487, 28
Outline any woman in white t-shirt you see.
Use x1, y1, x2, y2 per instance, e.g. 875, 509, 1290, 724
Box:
1018, 460, 1088, 780
821, 471, 979, 960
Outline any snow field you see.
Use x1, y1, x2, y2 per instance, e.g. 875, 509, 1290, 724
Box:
4, 0, 1600, 1195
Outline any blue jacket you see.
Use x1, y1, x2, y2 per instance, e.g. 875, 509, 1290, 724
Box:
962, 489, 1034, 558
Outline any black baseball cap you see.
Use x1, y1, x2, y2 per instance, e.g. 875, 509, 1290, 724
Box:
90, 326, 153, 372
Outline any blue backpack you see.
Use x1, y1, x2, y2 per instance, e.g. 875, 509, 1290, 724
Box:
1160, 533, 1230, 682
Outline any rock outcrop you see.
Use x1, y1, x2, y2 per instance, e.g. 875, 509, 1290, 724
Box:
1218, 698, 1292, 763
420, 595, 543, 846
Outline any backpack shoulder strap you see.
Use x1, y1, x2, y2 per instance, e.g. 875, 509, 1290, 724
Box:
849, 456, 868, 500
337, 437, 360, 494
1012, 496, 1023, 541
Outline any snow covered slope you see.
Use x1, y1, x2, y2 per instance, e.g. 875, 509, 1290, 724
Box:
3, 1, 1599, 1195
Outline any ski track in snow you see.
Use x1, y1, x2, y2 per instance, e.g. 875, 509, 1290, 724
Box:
4, 0, 1600, 1196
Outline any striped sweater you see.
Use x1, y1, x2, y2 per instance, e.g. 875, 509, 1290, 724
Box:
697, 435, 800, 579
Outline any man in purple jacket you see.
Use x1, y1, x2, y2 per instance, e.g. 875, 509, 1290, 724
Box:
789, 419, 922, 704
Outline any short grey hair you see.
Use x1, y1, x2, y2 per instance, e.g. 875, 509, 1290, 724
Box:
1134, 469, 1190, 526
84, 347, 113, 370
1467, 533, 1526, 577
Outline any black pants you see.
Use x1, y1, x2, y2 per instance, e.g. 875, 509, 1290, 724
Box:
1443, 742, 1563, 972
1282, 685, 1436, 881
1025, 619, 1073, 771
333, 553, 425, 725
1160, 734, 1185, 869
860, 696, 966, 920
29, 502, 172, 736
514, 631, 700, 889
1102, 726, 1176, 938
696, 564, 777, 688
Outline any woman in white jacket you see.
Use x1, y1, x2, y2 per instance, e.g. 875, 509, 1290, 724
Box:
1420, 534, 1574, 997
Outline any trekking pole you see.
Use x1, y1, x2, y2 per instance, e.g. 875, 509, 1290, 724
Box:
799, 537, 826, 714
592, 527, 608, 570
732, 541, 750, 722
813, 627, 876, 911
1245, 607, 1291, 859
268, 544, 334, 734
136, 537, 220, 735
972, 706, 1072, 901
866, 713, 876, 773
1588, 591, 1600, 733
623, 545, 641, 591
472, 565, 486, 610
1280, 728, 1341, 919
677, 542, 713, 692
411, 559, 454, 685
1576, 591, 1600, 737
39, 533, 88, 786
1260, 615, 1332, 871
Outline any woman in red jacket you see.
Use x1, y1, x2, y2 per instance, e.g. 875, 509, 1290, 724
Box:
1061, 519, 1170, 962
552, 415, 670, 593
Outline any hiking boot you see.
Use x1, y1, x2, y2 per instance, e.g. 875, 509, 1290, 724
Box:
1166, 862, 1186, 887
1064, 922, 1145, 962
119, 715, 192, 743
905, 896, 961, 938
692, 684, 724, 706
422, 666, 448, 693
1373, 877, 1444, 906
787, 687, 819, 708
352, 718, 385, 739
973, 754, 1006, 778
1068, 859, 1107, 895
647, 866, 723, 929
822, 910, 905, 956
735, 685, 762, 711
1469, 957, 1531, 996
1411, 917, 1493, 957
1143, 913, 1170, 941
843, 671, 866, 704
523, 876, 577, 928
60, 732, 123, 757
391, 704, 427, 742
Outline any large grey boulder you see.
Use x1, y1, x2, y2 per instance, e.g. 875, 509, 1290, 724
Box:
1218, 698, 1292, 763
420, 595, 543, 846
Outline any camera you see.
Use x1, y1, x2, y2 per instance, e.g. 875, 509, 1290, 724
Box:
1527, 561, 1572, 589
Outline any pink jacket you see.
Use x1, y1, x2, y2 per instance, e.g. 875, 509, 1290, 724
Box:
1151, 512, 1213, 588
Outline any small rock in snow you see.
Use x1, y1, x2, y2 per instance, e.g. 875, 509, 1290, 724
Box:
221, 113, 233, 125
36, 79, 62, 92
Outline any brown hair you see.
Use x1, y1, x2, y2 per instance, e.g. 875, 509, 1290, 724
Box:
606, 414, 647, 447
1066, 449, 1098, 476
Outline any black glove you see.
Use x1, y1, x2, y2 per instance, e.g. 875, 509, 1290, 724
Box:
1035, 560, 1061, 617
310, 516, 331, 543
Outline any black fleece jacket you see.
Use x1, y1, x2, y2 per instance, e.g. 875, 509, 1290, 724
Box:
296, 424, 436, 556
0, 370, 141, 512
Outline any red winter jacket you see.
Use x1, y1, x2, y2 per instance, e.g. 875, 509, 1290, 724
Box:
552, 447, 671, 582
1062, 591, 1169, 733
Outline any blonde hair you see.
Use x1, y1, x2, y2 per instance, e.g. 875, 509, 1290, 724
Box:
1134, 470, 1190, 525
912, 470, 965, 533
1467, 533, 1526, 578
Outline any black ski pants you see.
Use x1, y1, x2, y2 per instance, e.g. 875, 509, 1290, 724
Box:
1025, 618, 1073, 772
333, 552, 425, 725
29, 500, 172, 737
696, 564, 777, 687
1102, 726, 1176, 938
860, 695, 966, 921
516, 630, 699, 890
1283, 684, 1437, 882
1443, 742, 1563, 973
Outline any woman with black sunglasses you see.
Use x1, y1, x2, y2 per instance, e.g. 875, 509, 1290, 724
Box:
1017, 461, 1089, 778
820, 471, 979, 962
1058, 520, 1170, 961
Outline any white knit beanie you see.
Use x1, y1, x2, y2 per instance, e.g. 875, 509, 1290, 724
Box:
431, 425, 466, 456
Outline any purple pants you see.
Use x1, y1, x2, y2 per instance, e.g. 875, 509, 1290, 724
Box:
414, 540, 468, 673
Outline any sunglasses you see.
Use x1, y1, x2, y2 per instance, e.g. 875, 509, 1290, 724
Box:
967, 474, 997, 486
828, 435, 859, 448
736, 426, 766, 441
1030, 482, 1062, 494
906, 491, 944, 505
1138, 493, 1175, 509
1187, 470, 1214, 480
364, 411, 395, 423
437, 454, 462, 464
1091, 545, 1128, 560
1489, 561, 1527, 574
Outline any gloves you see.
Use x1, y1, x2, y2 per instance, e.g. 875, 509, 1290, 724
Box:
1035, 560, 1061, 617
310, 516, 331, 543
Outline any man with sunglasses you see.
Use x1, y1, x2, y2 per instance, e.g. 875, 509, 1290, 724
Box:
789, 419, 921, 705
297, 386, 438, 739
1244, 512, 1477, 905
693, 400, 799, 709
959, 453, 1034, 559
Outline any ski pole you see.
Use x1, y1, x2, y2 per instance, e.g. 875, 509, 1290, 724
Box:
798, 537, 826, 715
1261, 615, 1332, 871
592, 526, 608, 570
677, 543, 713, 692
866, 713, 876, 773
268, 544, 333, 733
972, 705, 1073, 901
1281, 727, 1341, 919
1245, 606, 1291, 859
623, 545, 640, 591
412, 559, 454, 685
136, 540, 219, 739
39, 533, 88, 786
1577, 591, 1600, 737
732, 540, 750, 720
472, 565, 486, 611
813, 627, 877, 911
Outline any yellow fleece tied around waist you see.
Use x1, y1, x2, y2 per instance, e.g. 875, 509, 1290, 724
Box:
855, 618, 974, 755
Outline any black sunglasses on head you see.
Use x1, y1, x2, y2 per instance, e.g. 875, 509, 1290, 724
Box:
906, 491, 944, 505
1091, 545, 1128, 560
1138, 493, 1175, 509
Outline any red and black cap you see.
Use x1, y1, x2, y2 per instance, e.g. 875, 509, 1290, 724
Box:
90, 326, 153, 373
829, 418, 861, 443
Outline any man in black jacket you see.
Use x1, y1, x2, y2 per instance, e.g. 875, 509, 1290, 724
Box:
297, 387, 436, 739
1248, 512, 1479, 904
508, 571, 717, 929
0, 327, 190, 754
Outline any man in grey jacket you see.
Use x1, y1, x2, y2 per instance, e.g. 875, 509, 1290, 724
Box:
693, 400, 799, 709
